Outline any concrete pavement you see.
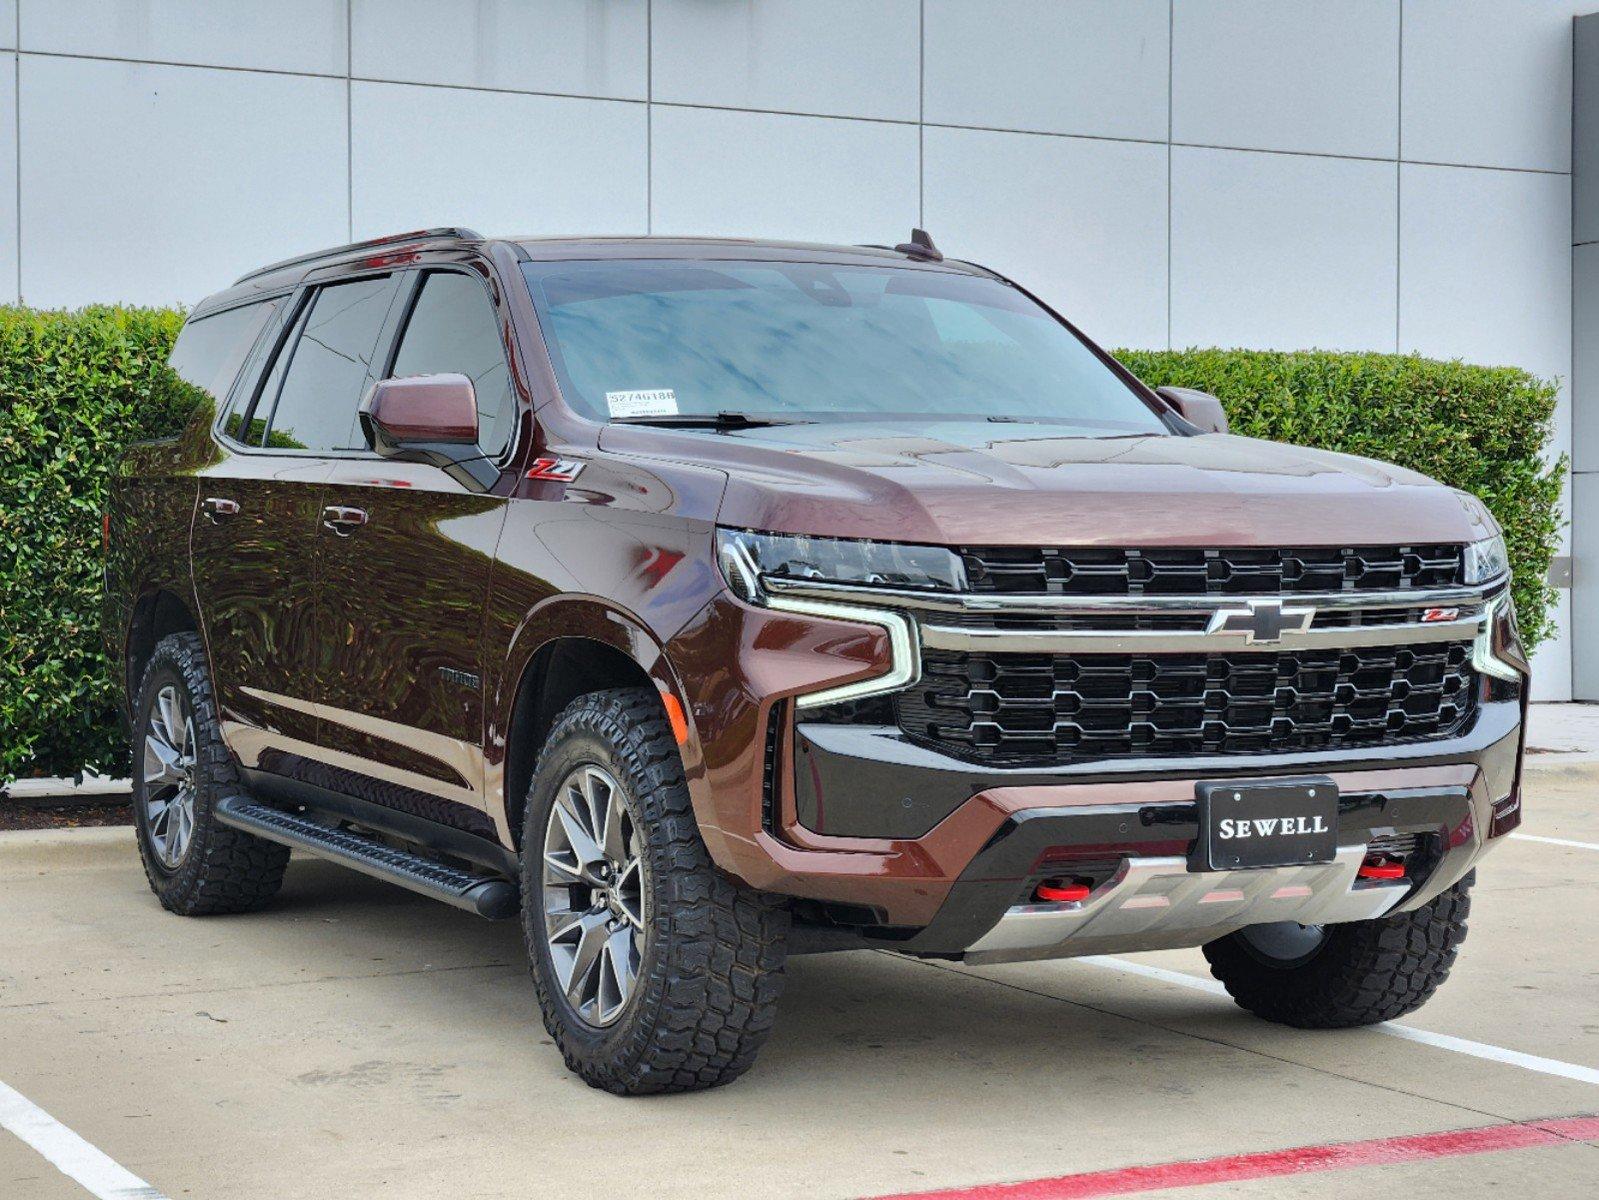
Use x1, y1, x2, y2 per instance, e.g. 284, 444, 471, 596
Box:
1, 763, 1595, 1199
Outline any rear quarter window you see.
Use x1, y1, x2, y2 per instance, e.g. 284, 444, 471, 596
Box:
169, 300, 279, 406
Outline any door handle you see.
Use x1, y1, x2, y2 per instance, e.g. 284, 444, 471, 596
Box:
201, 496, 240, 522
321, 505, 369, 536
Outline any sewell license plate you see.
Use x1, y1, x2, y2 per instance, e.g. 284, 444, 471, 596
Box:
1194, 777, 1339, 870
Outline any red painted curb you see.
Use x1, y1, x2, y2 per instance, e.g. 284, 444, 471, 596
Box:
869, 1115, 1599, 1200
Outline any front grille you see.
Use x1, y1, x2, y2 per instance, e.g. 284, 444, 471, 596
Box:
961, 545, 1463, 596
896, 644, 1475, 765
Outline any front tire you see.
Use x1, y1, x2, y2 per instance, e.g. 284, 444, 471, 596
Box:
520, 687, 789, 1095
1203, 873, 1472, 1027
132, 632, 290, 915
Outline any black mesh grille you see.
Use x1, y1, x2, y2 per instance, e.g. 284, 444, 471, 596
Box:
1367, 831, 1424, 858
896, 644, 1475, 765
960, 545, 1464, 596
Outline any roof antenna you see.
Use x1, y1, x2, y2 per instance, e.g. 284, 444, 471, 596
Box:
894, 228, 944, 262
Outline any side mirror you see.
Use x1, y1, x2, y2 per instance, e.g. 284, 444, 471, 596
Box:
1156, 386, 1229, 435
360, 374, 496, 490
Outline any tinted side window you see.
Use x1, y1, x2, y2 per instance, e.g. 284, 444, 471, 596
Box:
390, 272, 517, 455
169, 300, 278, 403
225, 300, 305, 447
263, 276, 396, 452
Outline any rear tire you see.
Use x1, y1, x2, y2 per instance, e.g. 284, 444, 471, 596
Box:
132, 632, 290, 915
520, 687, 789, 1095
1202, 873, 1472, 1027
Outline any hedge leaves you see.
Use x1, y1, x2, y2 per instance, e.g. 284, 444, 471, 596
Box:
2, 306, 193, 782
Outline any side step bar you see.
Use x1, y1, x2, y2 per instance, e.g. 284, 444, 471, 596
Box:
214, 796, 519, 919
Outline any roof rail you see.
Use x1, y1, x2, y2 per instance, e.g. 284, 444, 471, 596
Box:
233, 227, 485, 285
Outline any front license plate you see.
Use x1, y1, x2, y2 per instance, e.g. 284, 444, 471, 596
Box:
1195, 777, 1338, 870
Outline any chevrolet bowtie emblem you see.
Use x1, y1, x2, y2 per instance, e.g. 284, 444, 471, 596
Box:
1205, 600, 1316, 644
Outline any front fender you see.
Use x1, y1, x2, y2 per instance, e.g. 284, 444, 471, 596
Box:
484, 591, 699, 846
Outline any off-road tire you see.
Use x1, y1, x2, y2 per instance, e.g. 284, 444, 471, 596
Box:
520, 687, 790, 1095
132, 632, 290, 915
1203, 873, 1473, 1027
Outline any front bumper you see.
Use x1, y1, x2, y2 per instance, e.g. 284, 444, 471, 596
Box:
776, 696, 1521, 959
668, 573, 1526, 957
891, 778, 1496, 963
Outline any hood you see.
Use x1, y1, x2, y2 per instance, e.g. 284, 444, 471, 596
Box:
598, 418, 1496, 547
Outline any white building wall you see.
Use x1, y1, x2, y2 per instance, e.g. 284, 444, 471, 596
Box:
0, 0, 1583, 697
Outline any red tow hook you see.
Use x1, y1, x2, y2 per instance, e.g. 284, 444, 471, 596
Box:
1358, 857, 1407, 881
1035, 879, 1092, 904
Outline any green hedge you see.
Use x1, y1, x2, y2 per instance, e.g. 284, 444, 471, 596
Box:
0, 309, 1568, 783
1116, 348, 1565, 652
2, 306, 193, 783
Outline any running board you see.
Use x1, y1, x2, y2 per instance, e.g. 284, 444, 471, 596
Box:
214, 796, 519, 919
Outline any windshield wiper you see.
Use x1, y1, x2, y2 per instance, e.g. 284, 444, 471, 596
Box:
609, 411, 808, 429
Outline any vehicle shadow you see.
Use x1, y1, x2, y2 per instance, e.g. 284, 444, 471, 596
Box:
263, 856, 1263, 1109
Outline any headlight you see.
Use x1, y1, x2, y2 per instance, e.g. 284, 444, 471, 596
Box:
1463, 534, 1509, 585
717, 528, 965, 601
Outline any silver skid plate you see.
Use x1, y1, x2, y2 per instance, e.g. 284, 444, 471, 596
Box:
963, 845, 1406, 965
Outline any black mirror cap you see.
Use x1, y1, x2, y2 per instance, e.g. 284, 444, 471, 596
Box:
1156, 386, 1230, 435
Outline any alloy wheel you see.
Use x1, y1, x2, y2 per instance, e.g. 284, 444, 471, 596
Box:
540, 764, 648, 1028
142, 684, 198, 870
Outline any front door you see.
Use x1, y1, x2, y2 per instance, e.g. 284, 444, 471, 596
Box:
312, 268, 516, 842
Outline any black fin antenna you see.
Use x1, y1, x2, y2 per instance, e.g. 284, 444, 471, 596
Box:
894, 228, 944, 262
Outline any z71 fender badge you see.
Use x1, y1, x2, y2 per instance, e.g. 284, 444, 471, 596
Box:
526, 456, 585, 482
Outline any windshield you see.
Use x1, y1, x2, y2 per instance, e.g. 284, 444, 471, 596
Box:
521, 259, 1169, 435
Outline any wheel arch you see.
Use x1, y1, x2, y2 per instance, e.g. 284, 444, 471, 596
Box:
125, 585, 201, 710
497, 598, 695, 850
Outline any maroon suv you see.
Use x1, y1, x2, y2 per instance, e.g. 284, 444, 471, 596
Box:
104, 228, 1527, 1094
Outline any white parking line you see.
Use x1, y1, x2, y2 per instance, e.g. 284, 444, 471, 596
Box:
1078, 956, 1599, 1088
0, 1079, 166, 1200
1511, 832, 1599, 853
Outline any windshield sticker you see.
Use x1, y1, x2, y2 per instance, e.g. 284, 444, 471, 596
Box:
606, 389, 679, 418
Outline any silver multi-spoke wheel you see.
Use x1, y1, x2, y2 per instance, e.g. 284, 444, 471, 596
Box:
142, 684, 198, 870
541, 764, 647, 1028
521, 689, 788, 1093
132, 633, 290, 915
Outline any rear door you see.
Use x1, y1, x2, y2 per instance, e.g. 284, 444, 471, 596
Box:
312, 267, 515, 842
193, 272, 401, 767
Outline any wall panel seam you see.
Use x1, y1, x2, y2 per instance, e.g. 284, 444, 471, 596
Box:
4, 42, 1576, 184
1166, 0, 1173, 350
1395, 0, 1403, 354
646, 0, 652, 235
345, 0, 352, 240
12, 41, 19, 302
